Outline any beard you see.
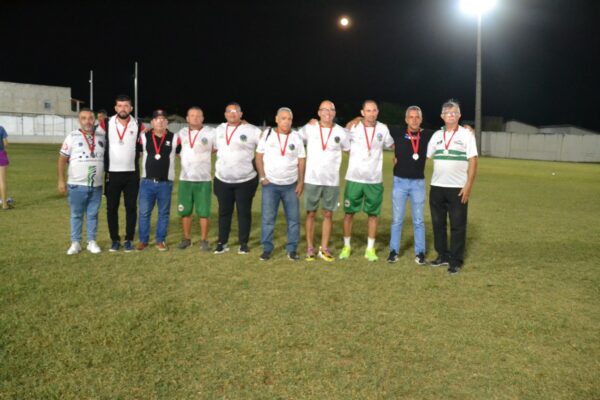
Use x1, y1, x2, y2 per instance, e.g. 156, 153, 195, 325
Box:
118, 111, 130, 119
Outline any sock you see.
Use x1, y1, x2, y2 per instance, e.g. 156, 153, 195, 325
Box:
344, 237, 351, 247
367, 237, 375, 249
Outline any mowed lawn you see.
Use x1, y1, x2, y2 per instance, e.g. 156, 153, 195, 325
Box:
1, 143, 599, 399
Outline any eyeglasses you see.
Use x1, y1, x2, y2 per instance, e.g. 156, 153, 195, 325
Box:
443, 111, 460, 116
319, 108, 336, 112
225, 110, 240, 114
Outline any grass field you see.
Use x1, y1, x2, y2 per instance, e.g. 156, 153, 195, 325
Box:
1, 143, 599, 399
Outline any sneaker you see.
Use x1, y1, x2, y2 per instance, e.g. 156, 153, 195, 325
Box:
364, 248, 379, 262
123, 240, 134, 252
318, 246, 334, 262
415, 253, 426, 265
136, 242, 148, 251
339, 246, 351, 260
214, 242, 229, 254
109, 241, 121, 252
259, 251, 271, 261
156, 242, 168, 251
177, 239, 191, 250
305, 247, 315, 261
387, 250, 398, 263
67, 242, 81, 255
430, 256, 449, 267
86, 240, 101, 254
448, 265, 461, 275
287, 251, 299, 261
238, 244, 250, 254
199, 240, 211, 252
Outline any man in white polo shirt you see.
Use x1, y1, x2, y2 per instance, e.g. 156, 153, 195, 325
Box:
255, 107, 306, 261
213, 102, 261, 255
175, 107, 216, 251
299, 100, 350, 262
339, 100, 394, 262
427, 99, 478, 275
58, 109, 106, 255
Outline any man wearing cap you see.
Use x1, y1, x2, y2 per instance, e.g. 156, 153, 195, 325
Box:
213, 102, 261, 255
255, 107, 306, 261
104, 95, 145, 252
175, 107, 216, 251
299, 100, 350, 262
339, 100, 394, 262
427, 99, 478, 275
57, 109, 106, 255
135, 110, 180, 251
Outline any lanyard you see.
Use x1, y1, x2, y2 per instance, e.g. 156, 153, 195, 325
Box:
225, 124, 240, 146
152, 132, 167, 156
443, 126, 459, 152
79, 129, 95, 155
363, 123, 376, 152
116, 117, 130, 142
188, 127, 202, 148
320, 125, 333, 151
276, 130, 290, 156
407, 129, 421, 155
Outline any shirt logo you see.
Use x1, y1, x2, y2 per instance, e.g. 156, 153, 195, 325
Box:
98, 141, 104, 148
201, 137, 208, 145
334, 136, 340, 144
288, 143, 295, 151
377, 133, 383, 142
240, 134, 247, 142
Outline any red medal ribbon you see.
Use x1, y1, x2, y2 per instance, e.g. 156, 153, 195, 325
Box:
276, 130, 290, 156
188, 127, 202, 149
116, 117, 130, 142
320, 125, 333, 151
407, 128, 421, 156
79, 129, 95, 155
225, 124, 240, 146
443, 126, 459, 152
363, 123, 377, 152
152, 132, 167, 158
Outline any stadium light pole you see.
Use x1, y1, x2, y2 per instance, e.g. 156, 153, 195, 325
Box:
460, 0, 496, 154
89, 70, 94, 111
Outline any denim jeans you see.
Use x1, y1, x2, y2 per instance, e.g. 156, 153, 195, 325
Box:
261, 182, 300, 253
389, 177, 426, 255
68, 185, 103, 243
138, 179, 173, 244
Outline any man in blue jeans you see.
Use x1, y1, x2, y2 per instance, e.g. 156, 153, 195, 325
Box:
58, 109, 106, 255
387, 106, 435, 264
136, 110, 180, 251
255, 107, 306, 261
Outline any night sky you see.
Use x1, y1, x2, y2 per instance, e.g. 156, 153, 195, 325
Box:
2, 0, 599, 131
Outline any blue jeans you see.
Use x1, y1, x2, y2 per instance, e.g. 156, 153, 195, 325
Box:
68, 185, 103, 243
261, 182, 300, 253
138, 179, 173, 244
389, 177, 426, 255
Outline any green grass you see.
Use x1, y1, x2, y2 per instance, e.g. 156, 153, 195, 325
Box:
1, 144, 599, 399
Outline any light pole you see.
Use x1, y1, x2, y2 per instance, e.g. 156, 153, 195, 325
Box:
460, 0, 496, 153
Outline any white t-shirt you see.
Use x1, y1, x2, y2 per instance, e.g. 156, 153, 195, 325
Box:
60, 128, 106, 187
107, 115, 141, 172
256, 128, 306, 185
214, 123, 261, 183
299, 123, 350, 186
427, 126, 478, 188
345, 121, 394, 184
176, 126, 216, 182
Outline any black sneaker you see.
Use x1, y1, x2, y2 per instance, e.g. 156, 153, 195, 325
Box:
214, 243, 229, 254
430, 256, 449, 267
177, 239, 191, 250
123, 240, 134, 252
387, 250, 398, 263
109, 241, 121, 252
260, 251, 271, 261
415, 253, 426, 265
448, 265, 461, 275
238, 244, 250, 254
287, 251, 299, 261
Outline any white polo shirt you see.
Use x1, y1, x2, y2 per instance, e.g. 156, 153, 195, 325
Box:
176, 126, 216, 182
345, 121, 394, 184
427, 126, 478, 188
256, 128, 306, 185
60, 128, 106, 187
214, 122, 261, 183
299, 123, 350, 186
107, 115, 141, 172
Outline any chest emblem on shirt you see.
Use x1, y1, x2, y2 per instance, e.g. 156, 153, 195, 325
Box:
240, 134, 247, 142
455, 139, 465, 146
377, 133, 383, 142
98, 141, 104, 148
78, 142, 83, 147
288, 143, 296, 151
201, 137, 208, 145
166, 141, 171, 147
334, 136, 340, 144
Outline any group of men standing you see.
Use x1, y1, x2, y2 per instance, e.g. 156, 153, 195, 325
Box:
57, 96, 477, 274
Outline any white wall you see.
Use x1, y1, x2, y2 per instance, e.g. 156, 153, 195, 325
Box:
0, 81, 75, 115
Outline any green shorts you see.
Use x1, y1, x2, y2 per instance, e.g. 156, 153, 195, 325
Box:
177, 180, 212, 218
343, 180, 384, 216
304, 183, 339, 212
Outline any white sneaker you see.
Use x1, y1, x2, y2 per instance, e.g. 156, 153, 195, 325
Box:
67, 242, 81, 255
87, 240, 101, 254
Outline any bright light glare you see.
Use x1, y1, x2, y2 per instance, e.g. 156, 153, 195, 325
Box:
339, 16, 350, 28
460, 0, 496, 15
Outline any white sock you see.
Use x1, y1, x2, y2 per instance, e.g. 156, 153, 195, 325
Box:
344, 237, 351, 247
367, 238, 375, 249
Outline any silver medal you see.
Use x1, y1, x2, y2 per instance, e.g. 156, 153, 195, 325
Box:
119, 140, 124, 145
412, 153, 419, 161
90, 152, 95, 158
443, 149, 449, 155
154, 154, 161, 160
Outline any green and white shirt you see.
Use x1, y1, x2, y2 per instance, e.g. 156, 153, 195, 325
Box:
60, 128, 106, 187
427, 126, 478, 188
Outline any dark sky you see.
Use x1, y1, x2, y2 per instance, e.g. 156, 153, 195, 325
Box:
2, 0, 599, 130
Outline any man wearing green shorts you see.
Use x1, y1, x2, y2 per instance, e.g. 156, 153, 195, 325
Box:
175, 107, 216, 250
340, 100, 394, 261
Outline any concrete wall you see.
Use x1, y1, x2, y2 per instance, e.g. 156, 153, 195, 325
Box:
0, 81, 75, 115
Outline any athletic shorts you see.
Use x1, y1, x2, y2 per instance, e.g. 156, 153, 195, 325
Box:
343, 180, 384, 216
177, 180, 212, 217
304, 183, 339, 212
0, 151, 8, 167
